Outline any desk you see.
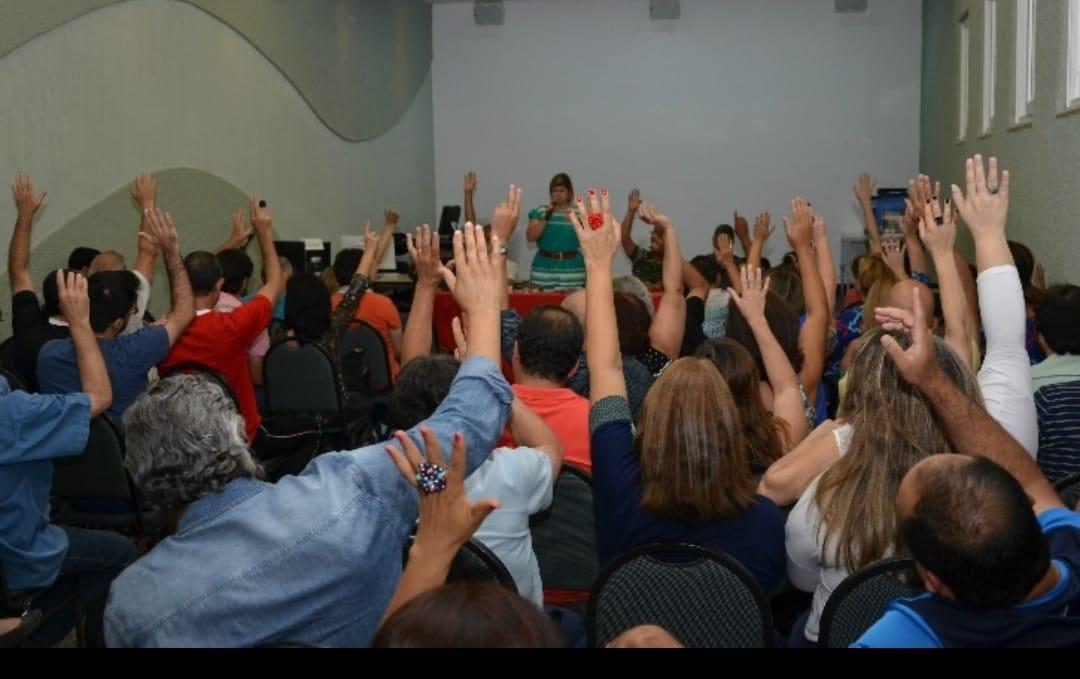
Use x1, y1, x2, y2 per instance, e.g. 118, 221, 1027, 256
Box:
433, 290, 662, 351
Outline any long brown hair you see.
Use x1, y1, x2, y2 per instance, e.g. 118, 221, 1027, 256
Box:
545, 173, 574, 219
634, 358, 755, 523
813, 328, 982, 571
695, 339, 790, 469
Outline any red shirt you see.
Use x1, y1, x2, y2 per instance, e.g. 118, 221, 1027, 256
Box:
159, 296, 272, 442
510, 383, 592, 472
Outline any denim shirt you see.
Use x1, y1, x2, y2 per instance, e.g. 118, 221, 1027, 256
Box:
103, 356, 513, 648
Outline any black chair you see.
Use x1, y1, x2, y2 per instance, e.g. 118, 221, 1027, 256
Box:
0, 365, 28, 392
340, 320, 393, 395
1054, 472, 1080, 510
0, 336, 15, 372
529, 465, 600, 598
587, 542, 775, 648
51, 417, 142, 532
403, 535, 517, 591
817, 556, 923, 648
263, 338, 355, 451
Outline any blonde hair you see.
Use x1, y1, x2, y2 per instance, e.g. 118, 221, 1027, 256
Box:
635, 358, 755, 523
815, 329, 982, 571
861, 270, 900, 333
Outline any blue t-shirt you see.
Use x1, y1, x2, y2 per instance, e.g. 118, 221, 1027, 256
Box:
36, 326, 170, 430
0, 376, 91, 589
853, 508, 1080, 648
589, 396, 786, 592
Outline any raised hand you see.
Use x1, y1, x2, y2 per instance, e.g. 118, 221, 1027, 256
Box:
728, 265, 770, 322
753, 212, 774, 243
451, 316, 468, 361
385, 427, 500, 556
139, 209, 180, 255
783, 199, 813, 251
490, 183, 523, 244
438, 223, 504, 315
882, 239, 908, 278
716, 232, 736, 269
880, 287, 939, 386
463, 171, 477, 194
874, 306, 915, 334
229, 207, 252, 244
250, 196, 273, 236
569, 188, 622, 266
812, 211, 828, 242
56, 270, 90, 328
130, 173, 157, 210
11, 175, 46, 222
734, 211, 750, 240
637, 201, 672, 230
854, 172, 876, 205
362, 220, 378, 252
406, 224, 442, 289
951, 154, 1009, 240
918, 195, 957, 257
627, 188, 642, 213
383, 209, 401, 228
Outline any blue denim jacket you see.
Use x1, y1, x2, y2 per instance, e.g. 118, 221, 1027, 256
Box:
103, 357, 513, 647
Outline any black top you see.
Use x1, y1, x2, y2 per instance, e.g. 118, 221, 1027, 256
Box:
11, 290, 69, 391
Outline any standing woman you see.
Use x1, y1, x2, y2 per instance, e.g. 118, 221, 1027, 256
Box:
527, 173, 584, 289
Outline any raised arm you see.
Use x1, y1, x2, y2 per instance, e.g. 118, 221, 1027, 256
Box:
758, 420, 841, 506
919, 197, 973, 368
639, 202, 687, 359
881, 240, 908, 281
526, 205, 550, 243
57, 271, 112, 417
214, 208, 253, 255
401, 225, 442, 366
463, 171, 477, 227
568, 188, 626, 404
249, 197, 285, 304
140, 209, 194, 345
899, 176, 933, 279
8, 175, 46, 295
733, 211, 753, 259
507, 397, 564, 476
372, 209, 400, 278
747, 212, 773, 270
620, 188, 642, 260
682, 257, 711, 302
729, 265, 809, 449
811, 212, 837, 317
854, 172, 882, 255
786, 198, 828, 404
881, 286, 1060, 515
130, 173, 159, 282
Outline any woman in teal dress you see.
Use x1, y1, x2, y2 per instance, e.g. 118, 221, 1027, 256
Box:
526, 173, 585, 289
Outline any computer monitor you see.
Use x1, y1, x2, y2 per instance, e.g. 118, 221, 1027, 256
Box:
274, 240, 331, 276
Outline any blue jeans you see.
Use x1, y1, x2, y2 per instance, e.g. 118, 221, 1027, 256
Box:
20, 526, 136, 647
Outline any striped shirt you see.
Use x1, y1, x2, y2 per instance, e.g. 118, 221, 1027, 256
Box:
1036, 380, 1080, 482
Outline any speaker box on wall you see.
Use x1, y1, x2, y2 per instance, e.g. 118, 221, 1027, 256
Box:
650, 0, 680, 21
835, 0, 869, 13
474, 1, 504, 26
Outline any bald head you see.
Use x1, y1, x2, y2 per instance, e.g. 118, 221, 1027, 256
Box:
560, 289, 586, 327
888, 279, 935, 327
89, 251, 127, 275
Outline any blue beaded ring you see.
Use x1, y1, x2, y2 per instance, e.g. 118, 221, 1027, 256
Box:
416, 461, 448, 494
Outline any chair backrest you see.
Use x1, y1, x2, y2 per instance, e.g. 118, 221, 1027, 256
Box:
51, 417, 141, 530
1054, 472, 1080, 511
264, 338, 342, 416
0, 365, 28, 392
340, 321, 392, 393
403, 535, 517, 591
529, 465, 600, 593
158, 361, 240, 409
817, 556, 923, 648
587, 542, 774, 648
0, 336, 15, 372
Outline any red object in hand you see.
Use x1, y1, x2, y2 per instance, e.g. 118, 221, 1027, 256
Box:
588, 214, 605, 230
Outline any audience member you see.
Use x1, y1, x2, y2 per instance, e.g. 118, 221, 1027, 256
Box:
331, 238, 403, 380
619, 188, 662, 288
1032, 285, 1080, 481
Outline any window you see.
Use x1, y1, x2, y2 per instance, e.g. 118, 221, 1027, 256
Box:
982, 0, 998, 133
1068, 0, 1080, 108
960, 14, 971, 140
1014, 0, 1036, 123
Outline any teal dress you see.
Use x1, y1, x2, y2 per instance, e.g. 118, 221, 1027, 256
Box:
528, 204, 585, 289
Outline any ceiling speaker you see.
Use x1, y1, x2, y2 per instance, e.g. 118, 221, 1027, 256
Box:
474, 1, 504, 26
835, 0, 869, 13
650, 0, 680, 21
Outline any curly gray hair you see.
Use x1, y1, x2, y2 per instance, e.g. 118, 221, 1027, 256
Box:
123, 374, 263, 513
613, 276, 655, 317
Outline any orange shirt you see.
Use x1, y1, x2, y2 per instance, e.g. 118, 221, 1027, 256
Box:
330, 289, 402, 379
510, 383, 592, 473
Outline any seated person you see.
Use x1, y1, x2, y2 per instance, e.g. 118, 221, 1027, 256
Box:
158, 198, 283, 443
1, 271, 135, 648
215, 248, 269, 387
37, 210, 194, 429
9, 175, 69, 390
331, 248, 403, 380
67, 247, 100, 277
618, 188, 662, 289
852, 295, 1080, 648
104, 224, 513, 648
1032, 285, 1080, 481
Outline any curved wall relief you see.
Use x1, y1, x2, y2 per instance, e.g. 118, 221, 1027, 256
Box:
0, 0, 432, 141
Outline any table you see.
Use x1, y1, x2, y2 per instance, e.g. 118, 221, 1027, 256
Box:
433, 290, 662, 351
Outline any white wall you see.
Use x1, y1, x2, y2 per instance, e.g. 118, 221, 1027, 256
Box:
433, 0, 923, 277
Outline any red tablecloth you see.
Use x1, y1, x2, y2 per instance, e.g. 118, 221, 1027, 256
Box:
433, 290, 662, 351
